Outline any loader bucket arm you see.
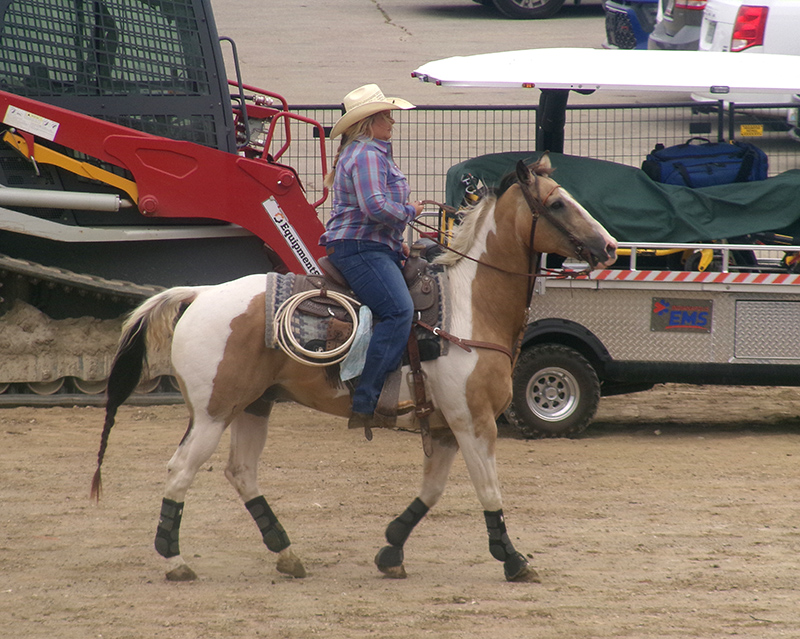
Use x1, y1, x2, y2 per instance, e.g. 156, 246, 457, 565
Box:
0, 90, 326, 274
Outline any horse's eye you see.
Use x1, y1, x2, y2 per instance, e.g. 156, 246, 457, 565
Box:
550, 199, 564, 211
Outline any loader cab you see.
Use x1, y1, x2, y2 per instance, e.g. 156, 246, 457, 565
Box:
0, 0, 236, 152
0, 0, 287, 295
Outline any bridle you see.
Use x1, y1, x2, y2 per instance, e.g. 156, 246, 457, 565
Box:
515, 171, 594, 303
413, 170, 594, 297
408, 169, 597, 365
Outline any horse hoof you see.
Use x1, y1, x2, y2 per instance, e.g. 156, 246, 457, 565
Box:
508, 565, 541, 583
374, 544, 406, 578
276, 549, 307, 578
503, 551, 541, 583
378, 564, 407, 579
165, 564, 197, 582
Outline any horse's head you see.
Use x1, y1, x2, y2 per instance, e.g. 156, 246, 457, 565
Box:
510, 156, 617, 269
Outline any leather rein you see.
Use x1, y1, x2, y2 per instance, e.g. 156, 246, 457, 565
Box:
411, 175, 593, 362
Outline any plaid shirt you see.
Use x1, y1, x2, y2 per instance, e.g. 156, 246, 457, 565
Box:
320, 137, 415, 253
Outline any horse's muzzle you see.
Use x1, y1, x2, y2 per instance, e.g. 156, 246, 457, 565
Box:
587, 238, 618, 269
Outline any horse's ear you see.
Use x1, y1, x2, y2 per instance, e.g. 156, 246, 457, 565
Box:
515, 160, 532, 185
537, 152, 552, 171
531, 152, 555, 177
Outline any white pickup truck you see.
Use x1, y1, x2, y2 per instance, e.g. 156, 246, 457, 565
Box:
700, 0, 800, 55
699, 0, 800, 106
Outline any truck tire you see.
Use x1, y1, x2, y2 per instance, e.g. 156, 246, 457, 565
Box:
491, 0, 566, 19
506, 343, 600, 438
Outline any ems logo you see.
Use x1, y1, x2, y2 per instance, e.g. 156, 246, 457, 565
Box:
651, 298, 712, 333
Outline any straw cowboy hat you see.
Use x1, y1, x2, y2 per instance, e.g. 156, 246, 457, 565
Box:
329, 84, 415, 139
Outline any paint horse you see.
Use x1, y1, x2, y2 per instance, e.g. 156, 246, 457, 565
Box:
91, 156, 617, 583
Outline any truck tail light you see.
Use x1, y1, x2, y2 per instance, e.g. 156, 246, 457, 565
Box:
675, 0, 707, 9
731, 5, 769, 51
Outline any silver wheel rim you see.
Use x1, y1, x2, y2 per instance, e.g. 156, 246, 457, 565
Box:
510, 0, 550, 8
526, 366, 580, 422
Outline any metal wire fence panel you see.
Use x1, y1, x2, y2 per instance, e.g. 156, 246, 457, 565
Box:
275, 101, 800, 220
563, 103, 723, 166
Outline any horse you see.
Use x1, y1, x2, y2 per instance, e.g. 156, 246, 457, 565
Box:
90, 156, 617, 583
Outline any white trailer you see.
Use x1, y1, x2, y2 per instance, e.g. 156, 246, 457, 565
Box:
507, 243, 800, 436
413, 48, 800, 436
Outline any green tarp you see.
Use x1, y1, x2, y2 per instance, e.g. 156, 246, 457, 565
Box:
445, 152, 800, 243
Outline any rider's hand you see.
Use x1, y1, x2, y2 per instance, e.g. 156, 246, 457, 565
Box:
412, 200, 424, 217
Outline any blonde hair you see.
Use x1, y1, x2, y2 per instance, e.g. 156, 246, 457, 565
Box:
323, 113, 383, 189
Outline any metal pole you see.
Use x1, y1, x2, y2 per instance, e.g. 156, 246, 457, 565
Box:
0, 187, 131, 211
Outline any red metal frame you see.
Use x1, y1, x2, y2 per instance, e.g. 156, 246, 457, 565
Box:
0, 89, 328, 274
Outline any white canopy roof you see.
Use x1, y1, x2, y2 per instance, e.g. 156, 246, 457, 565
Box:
412, 48, 800, 98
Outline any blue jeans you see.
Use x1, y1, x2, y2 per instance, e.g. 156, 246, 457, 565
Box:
326, 240, 414, 415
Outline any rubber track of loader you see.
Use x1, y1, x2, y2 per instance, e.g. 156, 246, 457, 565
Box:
0, 253, 164, 301
0, 253, 181, 406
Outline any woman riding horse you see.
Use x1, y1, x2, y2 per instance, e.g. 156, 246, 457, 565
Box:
91, 156, 617, 583
321, 84, 423, 435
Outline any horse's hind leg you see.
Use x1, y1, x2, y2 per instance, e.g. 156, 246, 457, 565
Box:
155, 414, 227, 581
226, 408, 306, 578
375, 430, 460, 578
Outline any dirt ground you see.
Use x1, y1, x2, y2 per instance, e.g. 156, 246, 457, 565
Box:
2, 384, 800, 639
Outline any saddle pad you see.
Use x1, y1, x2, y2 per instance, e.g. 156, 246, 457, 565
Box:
263, 272, 337, 350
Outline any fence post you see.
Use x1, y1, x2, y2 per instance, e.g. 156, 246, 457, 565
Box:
536, 89, 569, 153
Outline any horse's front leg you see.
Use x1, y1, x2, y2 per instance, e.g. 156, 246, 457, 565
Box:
375, 427, 459, 578
457, 416, 541, 583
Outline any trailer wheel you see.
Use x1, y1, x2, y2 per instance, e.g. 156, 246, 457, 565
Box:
492, 0, 566, 19
506, 344, 600, 438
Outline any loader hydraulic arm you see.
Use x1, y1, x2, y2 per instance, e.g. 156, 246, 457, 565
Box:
0, 89, 327, 275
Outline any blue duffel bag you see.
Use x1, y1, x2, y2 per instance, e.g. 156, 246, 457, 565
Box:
642, 137, 768, 188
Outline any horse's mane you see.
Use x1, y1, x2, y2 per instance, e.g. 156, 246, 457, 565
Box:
434, 160, 555, 267
434, 194, 497, 266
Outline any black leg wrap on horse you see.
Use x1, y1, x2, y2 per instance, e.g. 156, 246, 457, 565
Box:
385, 497, 429, 547
245, 495, 291, 553
484, 509, 530, 580
154, 498, 184, 558
484, 509, 518, 561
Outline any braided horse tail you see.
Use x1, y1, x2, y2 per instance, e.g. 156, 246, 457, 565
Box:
90, 286, 207, 501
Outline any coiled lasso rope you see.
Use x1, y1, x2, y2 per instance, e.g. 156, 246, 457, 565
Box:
273, 289, 361, 366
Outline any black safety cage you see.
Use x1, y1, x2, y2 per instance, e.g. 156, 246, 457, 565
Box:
0, 0, 235, 151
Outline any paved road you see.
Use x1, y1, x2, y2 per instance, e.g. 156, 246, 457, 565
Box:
211, 0, 608, 106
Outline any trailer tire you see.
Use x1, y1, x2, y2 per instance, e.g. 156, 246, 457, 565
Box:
506, 344, 600, 438
491, 0, 565, 19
